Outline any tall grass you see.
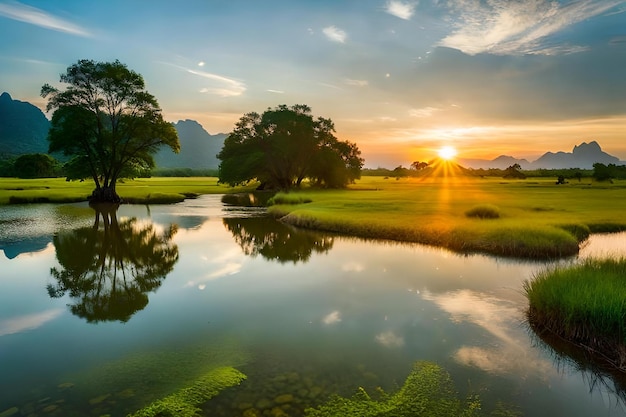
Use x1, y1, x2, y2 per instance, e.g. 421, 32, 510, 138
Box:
524, 257, 626, 369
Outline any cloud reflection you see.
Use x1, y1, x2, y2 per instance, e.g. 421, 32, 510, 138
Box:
376, 330, 405, 348
423, 289, 552, 376
322, 310, 341, 325
0, 309, 63, 336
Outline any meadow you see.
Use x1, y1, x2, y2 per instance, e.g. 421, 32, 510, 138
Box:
1, 174, 625, 259
269, 175, 626, 259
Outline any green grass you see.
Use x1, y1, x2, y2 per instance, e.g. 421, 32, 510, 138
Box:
268, 175, 626, 258
2, 174, 626, 259
465, 204, 500, 219
524, 257, 626, 369
0, 177, 257, 205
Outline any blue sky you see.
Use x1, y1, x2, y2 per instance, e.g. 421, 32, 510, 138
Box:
1, 0, 625, 167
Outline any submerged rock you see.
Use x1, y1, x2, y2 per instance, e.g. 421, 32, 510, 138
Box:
0, 407, 19, 417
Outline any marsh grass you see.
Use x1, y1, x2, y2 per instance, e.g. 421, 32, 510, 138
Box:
0, 177, 256, 205
268, 192, 313, 206
465, 204, 500, 219
524, 257, 626, 369
269, 176, 626, 259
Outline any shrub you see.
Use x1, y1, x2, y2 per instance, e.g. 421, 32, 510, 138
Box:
267, 192, 313, 206
465, 204, 500, 219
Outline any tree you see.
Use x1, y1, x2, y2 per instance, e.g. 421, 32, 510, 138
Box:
503, 163, 526, 179
41, 59, 180, 203
410, 161, 429, 170
217, 104, 363, 190
13, 153, 60, 178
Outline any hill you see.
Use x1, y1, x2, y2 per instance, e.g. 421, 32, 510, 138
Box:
154, 119, 226, 170
0, 92, 50, 159
460, 141, 623, 170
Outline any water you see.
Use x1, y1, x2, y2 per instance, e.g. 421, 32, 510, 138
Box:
1, 195, 625, 416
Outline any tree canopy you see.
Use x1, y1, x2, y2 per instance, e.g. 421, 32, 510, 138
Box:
41, 59, 179, 203
217, 104, 363, 189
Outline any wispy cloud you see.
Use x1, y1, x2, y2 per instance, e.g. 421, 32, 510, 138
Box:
385, 0, 416, 20
167, 64, 246, 97
409, 106, 441, 118
439, 0, 623, 55
267, 89, 284, 94
0, 1, 91, 37
323, 25, 347, 43
345, 78, 369, 87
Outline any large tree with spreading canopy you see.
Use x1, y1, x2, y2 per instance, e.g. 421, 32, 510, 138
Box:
41, 59, 179, 203
217, 104, 363, 189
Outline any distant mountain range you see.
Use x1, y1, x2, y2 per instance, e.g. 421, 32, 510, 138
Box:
1, 92, 623, 170
0, 92, 50, 158
154, 119, 226, 170
459, 141, 624, 170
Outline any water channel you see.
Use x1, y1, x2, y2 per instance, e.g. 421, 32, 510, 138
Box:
1, 194, 625, 416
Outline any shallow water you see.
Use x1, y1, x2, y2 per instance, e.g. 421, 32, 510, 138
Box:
0, 195, 625, 416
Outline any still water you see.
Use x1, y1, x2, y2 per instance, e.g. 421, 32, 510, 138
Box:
0, 195, 625, 416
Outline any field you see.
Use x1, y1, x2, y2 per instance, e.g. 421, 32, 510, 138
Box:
268, 175, 626, 259
1, 174, 625, 259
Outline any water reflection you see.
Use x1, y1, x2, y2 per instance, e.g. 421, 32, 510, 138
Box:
47, 205, 179, 323
529, 323, 626, 407
223, 217, 334, 263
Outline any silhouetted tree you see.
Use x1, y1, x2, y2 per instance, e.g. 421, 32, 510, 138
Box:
47, 206, 179, 322
410, 161, 429, 170
41, 59, 180, 203
217, 104, 363, 190
223, 217, 333, 263
503, 163, 526, 179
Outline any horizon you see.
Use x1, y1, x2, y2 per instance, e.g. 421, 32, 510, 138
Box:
1, 1, 625, 167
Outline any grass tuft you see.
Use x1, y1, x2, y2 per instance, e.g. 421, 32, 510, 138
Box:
524, 257, 626, 369
465, 204, 500, 219
268, 192, 313, 206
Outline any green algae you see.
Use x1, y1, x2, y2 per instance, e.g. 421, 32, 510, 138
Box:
304, 361, 482, 417
127, 366, 246, 417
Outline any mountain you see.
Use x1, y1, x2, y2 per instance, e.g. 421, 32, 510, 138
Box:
0, 92, 50, 158
531, 141, 620, 169
154, 119, 226, 169
460, 155, 530, 170
461, 141, 623, 170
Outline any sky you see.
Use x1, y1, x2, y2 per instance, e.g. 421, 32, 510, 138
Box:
1, 0, 625, 168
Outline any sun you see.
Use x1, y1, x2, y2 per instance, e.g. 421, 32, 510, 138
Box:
438, 146, 457, 160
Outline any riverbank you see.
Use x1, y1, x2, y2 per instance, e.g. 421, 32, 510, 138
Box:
268, 176, 626, 259
524, 257, 626, 371
2, 175, 625, 259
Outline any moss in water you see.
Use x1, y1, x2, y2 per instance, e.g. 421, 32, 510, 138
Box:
305, 361, 482, 417
127, 366, 246, 417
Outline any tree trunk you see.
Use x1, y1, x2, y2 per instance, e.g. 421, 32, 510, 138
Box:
89, 185, 121, 203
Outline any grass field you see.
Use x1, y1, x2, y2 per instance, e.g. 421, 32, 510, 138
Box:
1, 174, 625, 258
0, 177, 256, 205
267, 175, 626, 258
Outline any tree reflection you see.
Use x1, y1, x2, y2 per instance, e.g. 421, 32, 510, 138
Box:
48, 204, 179, 323
223, 217, 333, 263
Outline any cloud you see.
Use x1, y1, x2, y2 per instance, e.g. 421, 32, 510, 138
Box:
0, 1, 91, 37
409, 106, 441, 118
323, 25, 347, 43
183, 67, 246, 97
267, 89, 284, 94
345, 78, 369, 87
439, 0, 623, 55
385, 0, 416, 20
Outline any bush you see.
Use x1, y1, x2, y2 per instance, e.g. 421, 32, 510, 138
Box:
465, 204, 500, 219
267, 193, 313, 206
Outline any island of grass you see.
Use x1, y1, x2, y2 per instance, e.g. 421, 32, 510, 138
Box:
524, 257, 626, 371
